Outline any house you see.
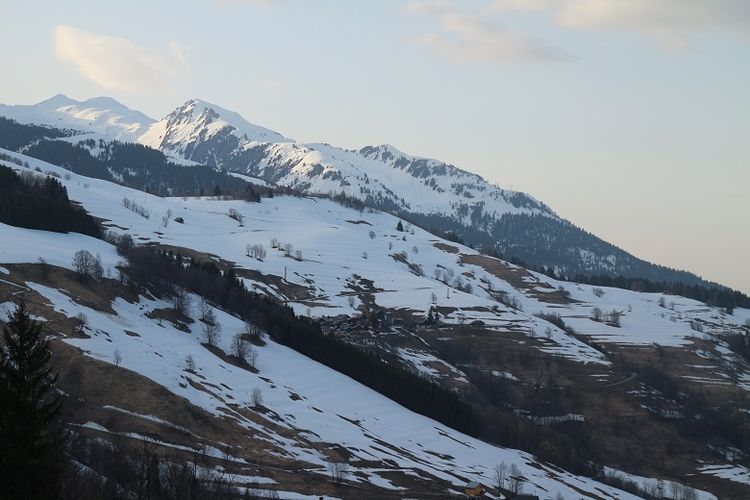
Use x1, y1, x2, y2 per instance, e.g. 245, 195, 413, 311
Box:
464, 481, 485, 498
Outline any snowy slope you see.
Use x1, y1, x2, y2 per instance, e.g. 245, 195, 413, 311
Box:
2, 147, 748, 364
0, 96, 553, 236
0, 157, 658, 500
139, 98, 287, 155
0, 148, 743, 498
3, 95, 717, 284
2, 268, 645, 499
0, 94, 154, 141
243, 141, 552, 224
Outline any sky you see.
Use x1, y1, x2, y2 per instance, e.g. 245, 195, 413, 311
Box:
2, 0, 749, 293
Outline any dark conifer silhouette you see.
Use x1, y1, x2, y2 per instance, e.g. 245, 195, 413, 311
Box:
0, 298, 64, 500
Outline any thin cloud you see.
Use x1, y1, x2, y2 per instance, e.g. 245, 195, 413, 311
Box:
404, 0, 570, 63
490, 0, 750, 51
54, 25, 189, 92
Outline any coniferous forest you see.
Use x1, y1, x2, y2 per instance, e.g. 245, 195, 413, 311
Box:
0, 164, 101, 237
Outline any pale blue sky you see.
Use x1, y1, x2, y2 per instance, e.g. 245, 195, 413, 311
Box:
3, 0, 749, 292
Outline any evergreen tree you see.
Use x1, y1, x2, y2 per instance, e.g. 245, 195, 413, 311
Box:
0, 298, 64, 500
396, 221, 404, 232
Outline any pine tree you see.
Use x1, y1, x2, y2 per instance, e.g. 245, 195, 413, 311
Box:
0, 298, 64, 500
396, 221, 404, 232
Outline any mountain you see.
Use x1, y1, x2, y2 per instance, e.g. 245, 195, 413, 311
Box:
0, 148, 651, 499
139, 98, 288, 159
0, 95, 736, 293
3, 147, 748, 498
0, 94, 154, 141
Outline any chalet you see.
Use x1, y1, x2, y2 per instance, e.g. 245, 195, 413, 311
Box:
464, 480, 485, 498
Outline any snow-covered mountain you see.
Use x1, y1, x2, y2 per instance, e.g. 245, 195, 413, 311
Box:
0, 95, 730, 288
139, 98, 288, 158
3, 147, 747, 498
240, 141, 553, 220
0, 94, 154, 141
0, 148, 655, 499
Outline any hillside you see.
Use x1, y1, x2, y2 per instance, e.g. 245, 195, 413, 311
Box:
1, 148, 749, 498
0, 95, 733, 292
0, 150, 651, 499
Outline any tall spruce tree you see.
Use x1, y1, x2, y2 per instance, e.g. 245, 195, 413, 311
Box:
0, 298, 64, 500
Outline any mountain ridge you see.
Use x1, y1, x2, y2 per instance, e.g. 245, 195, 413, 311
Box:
0, 94, 735, 295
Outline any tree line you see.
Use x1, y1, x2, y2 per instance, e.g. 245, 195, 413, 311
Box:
0, 164, 101, 237
122, 246, 479, 437
567, 273, 750, 311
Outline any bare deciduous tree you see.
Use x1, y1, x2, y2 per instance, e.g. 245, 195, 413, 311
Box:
228, 208, 243, 225
493, 462, 508, 490
251, 387, 263, 407
172, 288, 191, 316
243, 321, 263, 342
204, 309, 218, 329
607, 309, 622, 327
72, 249, 96, 279
445, 267, 455, 284
75, 312, 88, 335
204, 321, 221, 346
184, 354, 196, 372
327, 462, 349, 486
247, 345, 258, 367
591, 307, 603, 322
200, 299, 212, 323
232, 334, 253, 365
508, 463, 524, 494
246, 244, 267, 261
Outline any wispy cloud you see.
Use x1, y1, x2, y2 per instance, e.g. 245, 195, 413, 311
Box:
490, 0, 750, 51
53, 26, 189, 92
404, 0, 570, 63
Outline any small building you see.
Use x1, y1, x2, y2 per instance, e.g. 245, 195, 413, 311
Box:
464, 481, 485, 498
